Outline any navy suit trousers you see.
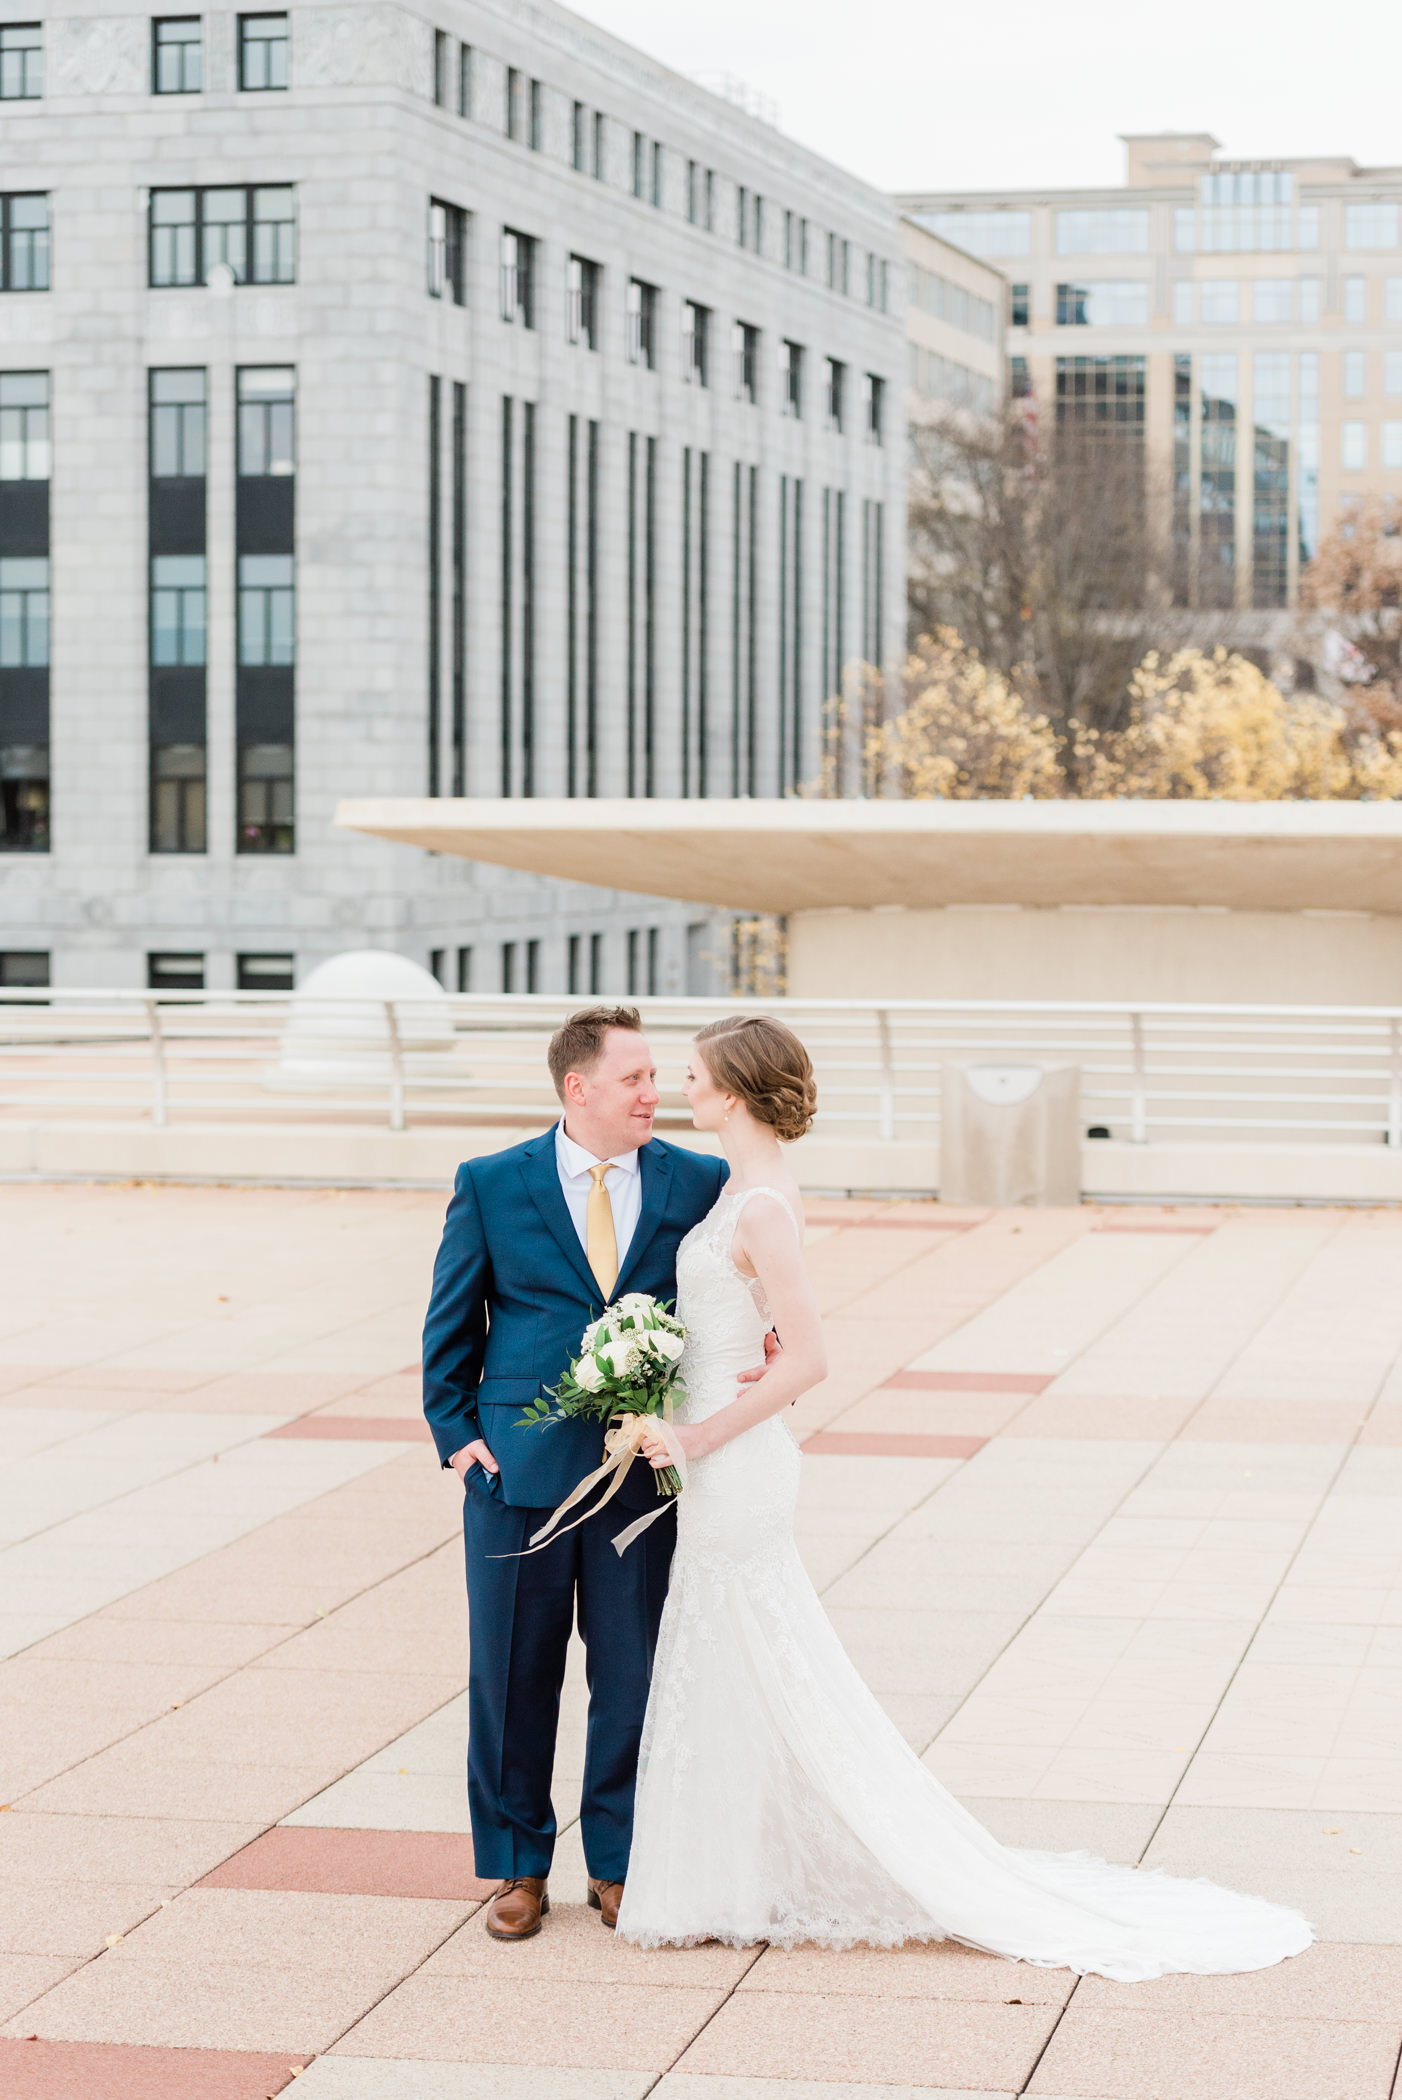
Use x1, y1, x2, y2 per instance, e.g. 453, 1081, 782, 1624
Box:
461, 1465, 676, 1882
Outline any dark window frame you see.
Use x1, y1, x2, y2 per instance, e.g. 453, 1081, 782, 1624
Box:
428, 198, 466, 304
0, 22, 42, 102
152, 16, 202, 94
238, 12, 288, 91
0, 193, 49, 294
149, 185, 295, 289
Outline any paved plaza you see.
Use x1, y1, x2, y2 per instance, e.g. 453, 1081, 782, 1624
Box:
1, 1181, 1401, 2099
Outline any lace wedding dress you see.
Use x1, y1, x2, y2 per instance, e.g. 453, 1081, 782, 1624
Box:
616, 1184, 1312, 1979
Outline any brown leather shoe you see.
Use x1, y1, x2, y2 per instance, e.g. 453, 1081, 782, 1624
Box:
485, 1876, 549, 1940
587, 1876, 623, 1928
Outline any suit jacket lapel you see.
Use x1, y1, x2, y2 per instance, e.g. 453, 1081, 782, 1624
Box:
614, 1139, 673, 1300
519, 1133, 600, 1302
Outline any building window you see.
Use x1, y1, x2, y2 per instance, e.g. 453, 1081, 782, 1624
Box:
238, 13, 287, 91
0, 558, 48, 666
499, 229, 533, 326
432, 28, 448, 107
428, 200, 465, 303
1, 195, 49, 293
736, 185, 748, 248
148, 952, 205, 991
151, 742, 205, 853
457, 42, 471, 116
1056, 279, 1149, 327
705, 169, 716, 233
1253, 279, 1292, 323
455, 945, 472, 992
239, 742, 292, 852
0, 22, 42, 100
151, 555, 206, 666
1383, 422, 1402, 470
632, 132, 645, 200
0, 950, 47, 987
626, 929, 640, 995
734, 321, 758, 404
683, 300, 709, 386
865, 373, 885, 445
1386, 349, 1402, 396
1386, 279, 1402, 323
505, 66, 522, 141
1200, 280, 1239, 325
501, 940, 517, 992
237, 366, 294, 476
0, 371, 49, 480
237, 952, 294, 991
627, 278, 656, 368
1344, 350, 1366, 399
1055, 208, 1149, 255
153, 18, 202, 94
529, 77, 543, 151
567, 933, 582, 994
592, 111, 605, 180
650, 141, 663, 209
921, 208, 1030, 258
780, 340, 802, 419
1344, 275, 1368, 324
1345, 203, 1400, 251
1342, 421, 1367, 471
687, 160, 701, 226
1011, 355, 1032, 399
238, 553, 294, 665
149, 186, 295, 288
525, 938, 540, 992
1010, 282, 1030, 327
824, 358, 844, 433
573, 102, 587, 172
567, 255, 598, 348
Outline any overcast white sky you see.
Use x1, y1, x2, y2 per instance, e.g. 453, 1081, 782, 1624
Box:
571, 0, 1402, 195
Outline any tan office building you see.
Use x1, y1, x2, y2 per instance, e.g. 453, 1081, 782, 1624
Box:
901, 216, 1005, 428
897, 134, 1402, 628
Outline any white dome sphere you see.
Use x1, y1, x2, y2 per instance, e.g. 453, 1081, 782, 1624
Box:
297, 949, 446, 1004
271, 947, 453, 1088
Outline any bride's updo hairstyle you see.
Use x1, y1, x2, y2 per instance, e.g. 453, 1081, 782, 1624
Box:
693, 1015, 817, 1143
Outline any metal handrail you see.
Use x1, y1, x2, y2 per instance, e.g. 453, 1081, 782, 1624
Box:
4, 987, 1402, 1146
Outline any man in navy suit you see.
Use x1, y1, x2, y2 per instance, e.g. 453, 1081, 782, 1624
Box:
423, 1006, 737, 1941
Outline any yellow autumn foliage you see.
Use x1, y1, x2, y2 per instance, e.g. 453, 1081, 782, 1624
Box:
872, 629, 1062, 800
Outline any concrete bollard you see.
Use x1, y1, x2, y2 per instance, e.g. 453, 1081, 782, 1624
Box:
939, 1063, 1082, 1207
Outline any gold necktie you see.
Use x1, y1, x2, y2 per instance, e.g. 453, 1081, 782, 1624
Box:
585, 1162, 618, 1300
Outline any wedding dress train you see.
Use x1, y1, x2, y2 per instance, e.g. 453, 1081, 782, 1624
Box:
616, 1185, 1312, 1980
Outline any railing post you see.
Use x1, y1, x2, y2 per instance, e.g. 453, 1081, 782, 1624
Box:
385, 999, 405, 1132
145, 997, 168, 1129
1130, 1010, 1147, 1145
876, 1007, 895, 1142
1389, 1018, 1402, 1149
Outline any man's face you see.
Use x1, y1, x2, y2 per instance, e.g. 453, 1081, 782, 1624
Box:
566, 1029, 660, 1156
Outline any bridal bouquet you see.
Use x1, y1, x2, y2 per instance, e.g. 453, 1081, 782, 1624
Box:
519, 1294, 688, 1497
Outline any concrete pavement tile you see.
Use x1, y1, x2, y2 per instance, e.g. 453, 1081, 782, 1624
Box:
675, 1990, 1056, 2089
1002, 1397, 1198, 1441
21, 1618, 284, 1669
0, 1884, 176, 1958
1074, 1938, 1402, 2017
0, 1956, 86, 2021
20, 1756, 335, 1823
423, 1898, 757, 1988
656, 2082, 1014, 2100
0, 1954, 389, 2052
0, 1814, 263, 1889
0, 2038, 311, 2097
736, 1939, 1072, 2004
296, 2063, 655, 2099
282, 1769, 471, 1833
332, 1973, 726, 2070
199, 1826, 492, 1899
107, 1888, 468, 1973
1025, 2007, 1401, 2099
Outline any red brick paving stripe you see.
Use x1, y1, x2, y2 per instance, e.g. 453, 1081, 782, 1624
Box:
199, 1826, 495, 1902
263, 1416, 432, 1442
0, 2039, 309, 2098
881, 1370, 1053, 1393
803, 1431, 988, 1460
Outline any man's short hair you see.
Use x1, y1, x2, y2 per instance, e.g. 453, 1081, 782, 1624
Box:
547, 1005, 644, 1101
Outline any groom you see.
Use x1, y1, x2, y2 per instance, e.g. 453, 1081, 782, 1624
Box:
422, 1006, 736, 1941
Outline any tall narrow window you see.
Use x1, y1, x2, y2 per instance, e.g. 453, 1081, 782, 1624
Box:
428, 200, 465, 303
736, 186, 748, 248
432, 28, 448, 106
680, 446, 710, 797
451, 379, 466, 795
626, 433, 656, 796
0, 371, 48, 853
499, 397, 536, 797
500, 229, 534, 326
651, 141, 663, 209
683, 301, 709, 386
236, 367, 295, 852
704, 170, 715, 232
1252, 351, 1290, 609
529, 78, 543, 151
731, 462, 758, 796
567, 933, 582, 994
825, 359, 844, 433
632, 132, 645, 200
505, 67, 523, 141
589, 931, 602, 995
778, 476, 803, 792
427, 374, 441, 794
457, 42, 471, 115
821, 486, 845, 758
593, 112, 606, 179
864, 372, 885, 446
572, 102, 587, 172
687, 161, 701, 226
780, 340, 803, 419
238, 13, 287, 90
1199, 352, 1237, 611
149, 368, 207, 853
0, 23, 42, 99
861, 498, 884, 670
566, 413, 600, 797
567, 255, 599, 349
627, 278, 656, 369
0, 195, 49, 293
153, 18, 201, 93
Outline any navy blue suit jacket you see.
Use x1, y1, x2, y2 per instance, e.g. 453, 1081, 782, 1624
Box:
422, 1129, 729, 1509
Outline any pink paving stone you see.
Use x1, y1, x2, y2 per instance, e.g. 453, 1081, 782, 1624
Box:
675, 1988, 1057, 2088
882, 1370, 1055, 1393
1358, 1405, 1402, 1445
0, 2039, 309, 2099
331, 1972, 726, 2071
1026, 2005, 1402, 2100
1180, 1398, 1369, 1444
199, 1827, 495, 1901
802, 1432, 988, 1460
263, 1417, 432, 1443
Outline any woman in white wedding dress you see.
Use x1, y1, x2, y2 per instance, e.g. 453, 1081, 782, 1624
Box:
618, 1015, 1312, 1980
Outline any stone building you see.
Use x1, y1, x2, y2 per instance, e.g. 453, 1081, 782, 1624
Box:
0, 0, 905, 994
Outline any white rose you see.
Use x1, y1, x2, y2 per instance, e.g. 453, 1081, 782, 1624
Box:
617, 1292, 654, 1316
649, 1327, 685, 1361
575, 1353, 605, 1391
596, 1337, 639, 1378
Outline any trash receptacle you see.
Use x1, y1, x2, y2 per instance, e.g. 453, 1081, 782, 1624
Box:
939, 1063, 1081, 1207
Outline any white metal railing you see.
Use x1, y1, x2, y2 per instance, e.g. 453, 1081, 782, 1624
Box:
4, 989, 1402, 1147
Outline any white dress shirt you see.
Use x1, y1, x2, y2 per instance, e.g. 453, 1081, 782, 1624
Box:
554, 1121, 643, 1271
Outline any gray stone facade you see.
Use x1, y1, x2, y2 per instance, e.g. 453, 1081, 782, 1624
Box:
0, 0, 905, 995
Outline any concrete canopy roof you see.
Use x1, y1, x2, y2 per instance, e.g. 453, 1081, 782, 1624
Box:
334, 796, 1402, 916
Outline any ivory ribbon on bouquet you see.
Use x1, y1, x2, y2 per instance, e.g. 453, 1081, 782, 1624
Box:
492, 1402, 689, 1561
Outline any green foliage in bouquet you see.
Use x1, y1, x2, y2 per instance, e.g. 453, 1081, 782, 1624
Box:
518, 1292, 688, 1495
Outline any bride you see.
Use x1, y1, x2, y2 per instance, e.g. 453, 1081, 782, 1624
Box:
618, 1014, 1312, 1980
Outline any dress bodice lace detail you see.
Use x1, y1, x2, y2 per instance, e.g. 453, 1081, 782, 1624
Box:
672, 1184, 799, 1425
